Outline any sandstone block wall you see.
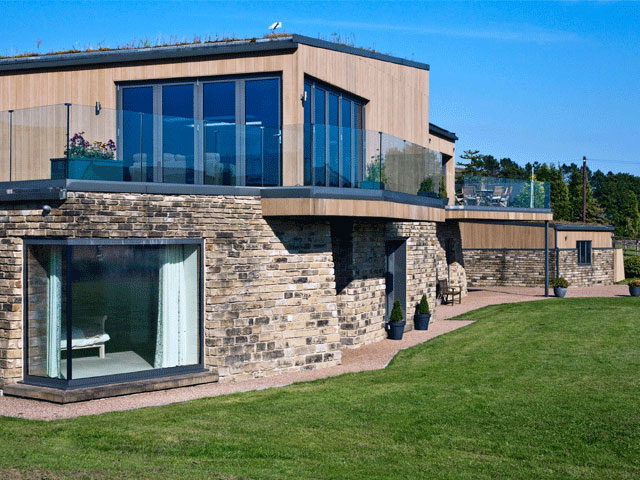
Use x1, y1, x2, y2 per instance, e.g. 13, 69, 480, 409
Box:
558, 249, 614, 287
463, 248, 613, 288
0, 193, 343, 386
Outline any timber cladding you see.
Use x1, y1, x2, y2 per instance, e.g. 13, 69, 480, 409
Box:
0, 42, 430, 185
459, 221, 613, 250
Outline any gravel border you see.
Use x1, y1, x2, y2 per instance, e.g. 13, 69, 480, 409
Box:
0, 284, 628, 421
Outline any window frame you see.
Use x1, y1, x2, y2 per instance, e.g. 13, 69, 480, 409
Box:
116, 73, 282, 186
577, 240, 592, 266
23, 238, 205, 390
303, 77, 366, 188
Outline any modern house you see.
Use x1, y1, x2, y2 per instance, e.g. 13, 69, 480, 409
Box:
0, 34, 617, 402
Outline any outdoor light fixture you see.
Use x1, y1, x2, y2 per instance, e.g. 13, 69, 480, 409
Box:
42, 205, 52, 216
95, 101, 101, 115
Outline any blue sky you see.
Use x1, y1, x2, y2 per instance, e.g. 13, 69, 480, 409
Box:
1, 0, 639, 175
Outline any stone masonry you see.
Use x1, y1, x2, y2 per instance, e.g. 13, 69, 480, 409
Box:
0, 191, 451, 388
0, 193, 342, 386
463, 248, 613, 287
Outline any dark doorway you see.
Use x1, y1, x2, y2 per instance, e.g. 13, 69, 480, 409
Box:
386, 240, 406, 321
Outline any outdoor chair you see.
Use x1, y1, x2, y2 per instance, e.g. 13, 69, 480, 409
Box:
463, 186, 480, 206
489, 185, 506, 206
438, 279, 462, 305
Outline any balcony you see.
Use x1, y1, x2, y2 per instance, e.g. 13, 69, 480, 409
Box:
447, 176, 552, 221
0, 104, 451, 221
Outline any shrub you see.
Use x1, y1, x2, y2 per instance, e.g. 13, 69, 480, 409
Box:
624, 256, 640, 279
440, 175, 447, 198
417, 294, 430, 315
550, 277, 569, 288
418, 177, 434, 193
389, 300, 404, 323
628, 278, 640, 288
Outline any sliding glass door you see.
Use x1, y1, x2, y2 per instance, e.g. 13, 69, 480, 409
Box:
25, 240, 203, 387
118, 75, 281, 186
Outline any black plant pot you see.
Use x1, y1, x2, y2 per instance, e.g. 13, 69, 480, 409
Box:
554, 287, 567, 298
414, 313, 431, 331
385, 321, 406, 340
629, 286, 640, 297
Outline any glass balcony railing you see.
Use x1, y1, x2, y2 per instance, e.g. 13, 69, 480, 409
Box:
456, 176, 550, 209
0, 104, 447, 199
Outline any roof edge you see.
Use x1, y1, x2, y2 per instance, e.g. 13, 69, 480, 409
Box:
0, 37, 298, 72
429, 122, 458, 142
0, 34, 430, 73
291, 34, 429, 70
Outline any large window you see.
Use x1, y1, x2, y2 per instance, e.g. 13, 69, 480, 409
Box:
118, 75, 281, 186
577, 240, 592, 265
303, 79, 365, 188
25, 240, 202, 387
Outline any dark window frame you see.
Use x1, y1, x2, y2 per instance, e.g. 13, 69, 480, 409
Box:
577, 240, 592, 266
116, 73, 282, 186
23, 238, 205, 390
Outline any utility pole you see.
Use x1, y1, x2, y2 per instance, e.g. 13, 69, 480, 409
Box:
582, 156, 587, 223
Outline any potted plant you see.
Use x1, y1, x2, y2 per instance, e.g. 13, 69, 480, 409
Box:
414, 294, 431, 330
385, 300, 406, 340
550, 277, 569, 298
417, 177, 438, 198
629, 278, 640, 297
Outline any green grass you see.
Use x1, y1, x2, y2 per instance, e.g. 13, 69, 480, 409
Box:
2, 298, 639, 479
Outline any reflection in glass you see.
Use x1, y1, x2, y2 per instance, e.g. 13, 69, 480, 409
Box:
314, 88, 326, 186
204, 82, 236, 185
328, 93, 339, 187
162, 84, 194, 184
341, 98, 352, 187
303, 84, 312, 186
122, 87, 154, 182
27, 245, 65, 379
26, 243, 200, 381
245, 79, 280, 186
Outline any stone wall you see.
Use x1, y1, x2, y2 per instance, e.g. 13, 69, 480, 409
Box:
335, 221, 387, 348
0, 193, 343, 386
463, 248, 613, 287
558, 248, 614, 287
435, 221, 468, 296
0, 191, 456, 388
334, 220, 441, 348
0, 238, 22, 387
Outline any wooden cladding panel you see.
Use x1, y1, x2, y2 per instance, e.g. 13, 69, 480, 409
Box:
459, 222, 555, 249
446, 209, 553, 222
556, 230, 612, 249
261, 197, 445, 222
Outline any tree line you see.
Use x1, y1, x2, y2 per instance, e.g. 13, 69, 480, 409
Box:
459, 150, 640, 238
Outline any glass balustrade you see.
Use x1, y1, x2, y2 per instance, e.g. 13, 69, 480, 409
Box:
0, 104, 546, 210
457, 176, 550, 209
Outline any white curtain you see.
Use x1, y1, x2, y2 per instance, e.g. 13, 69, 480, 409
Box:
46, 247, 62, 378
154, 245, 198, 368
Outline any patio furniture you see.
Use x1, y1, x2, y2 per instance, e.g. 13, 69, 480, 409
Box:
61, 315, 110, 358
438, 279, 462, 305
489, 185, 506, 206
463, 186, 480, 206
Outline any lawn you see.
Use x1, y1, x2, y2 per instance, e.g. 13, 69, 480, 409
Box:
1, 298, 639, 479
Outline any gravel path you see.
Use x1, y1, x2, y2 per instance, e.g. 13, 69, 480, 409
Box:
0, 284, 628, 421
